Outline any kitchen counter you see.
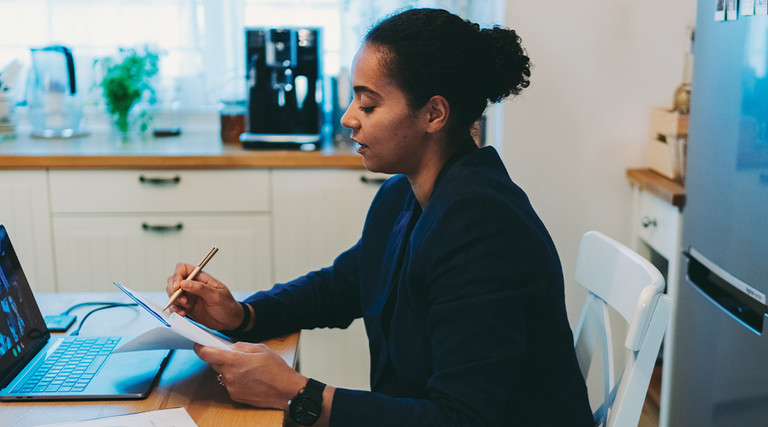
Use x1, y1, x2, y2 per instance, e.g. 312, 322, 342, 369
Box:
625, 168, 685, 210
0, 131, 364, 169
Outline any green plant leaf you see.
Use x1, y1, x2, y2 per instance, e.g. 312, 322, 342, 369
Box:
100, 46, 160, 133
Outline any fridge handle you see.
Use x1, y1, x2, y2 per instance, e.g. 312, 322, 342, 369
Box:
686, 249, 768, 334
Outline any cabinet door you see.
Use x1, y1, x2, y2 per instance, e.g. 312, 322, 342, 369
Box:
52, 214, 272, 293
272, 169, 385, 390
0, 171, 56, 291
272, 169, 384, 280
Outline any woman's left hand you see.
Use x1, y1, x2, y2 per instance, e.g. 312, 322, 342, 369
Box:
194, 341, 308, 410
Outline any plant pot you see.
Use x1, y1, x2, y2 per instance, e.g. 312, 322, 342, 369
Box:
111, 105, 151, 142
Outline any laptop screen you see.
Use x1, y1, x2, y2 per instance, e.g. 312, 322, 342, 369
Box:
0, 225, 48, 385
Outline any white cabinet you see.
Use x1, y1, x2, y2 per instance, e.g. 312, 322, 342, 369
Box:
272, 169, 386, 391
0, 171, 56, 291
4, 165, 383, 391
626, 168, 684, 427
51, 215, 272, 292
635, 190, 681, 264
49, 170, 273, 293
628, 177, 684, 300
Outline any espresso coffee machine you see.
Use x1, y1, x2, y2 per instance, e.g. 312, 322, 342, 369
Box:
241, 28, 323, 149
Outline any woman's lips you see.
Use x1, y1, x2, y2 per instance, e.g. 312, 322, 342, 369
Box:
354, 141, 368, 154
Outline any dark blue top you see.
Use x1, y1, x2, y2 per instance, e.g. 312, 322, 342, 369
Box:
241, 142, 593, 426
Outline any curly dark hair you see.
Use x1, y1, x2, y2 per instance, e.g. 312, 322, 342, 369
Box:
365, 8, 531, 135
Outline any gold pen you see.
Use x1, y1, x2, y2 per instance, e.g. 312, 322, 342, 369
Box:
163, 246, 219, 311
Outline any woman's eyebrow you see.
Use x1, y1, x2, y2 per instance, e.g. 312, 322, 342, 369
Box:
353, 85, 380, 97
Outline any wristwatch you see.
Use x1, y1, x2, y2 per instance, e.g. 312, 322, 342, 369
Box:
288, 378, 326, 426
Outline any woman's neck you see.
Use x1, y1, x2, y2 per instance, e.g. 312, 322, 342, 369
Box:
407, 136, 476, 208
407, 157, 444, 208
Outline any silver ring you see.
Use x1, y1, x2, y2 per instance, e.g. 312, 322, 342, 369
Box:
217, 373, 224, 386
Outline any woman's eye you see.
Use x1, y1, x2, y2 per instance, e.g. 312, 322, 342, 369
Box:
359, 105, 375, 113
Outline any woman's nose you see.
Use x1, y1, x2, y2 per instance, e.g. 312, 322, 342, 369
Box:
340, 104, 358, 130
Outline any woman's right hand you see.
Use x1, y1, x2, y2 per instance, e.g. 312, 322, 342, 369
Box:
166, 262, 243, 331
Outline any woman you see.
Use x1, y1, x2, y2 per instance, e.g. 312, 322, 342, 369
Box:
167, 8, 593, 426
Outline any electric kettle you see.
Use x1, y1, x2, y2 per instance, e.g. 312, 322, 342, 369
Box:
26, 45, 85, 138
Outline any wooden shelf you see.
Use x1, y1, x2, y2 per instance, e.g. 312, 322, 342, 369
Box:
626, 168, 686, 210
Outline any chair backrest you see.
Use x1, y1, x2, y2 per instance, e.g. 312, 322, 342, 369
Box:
572, 231, 671, 427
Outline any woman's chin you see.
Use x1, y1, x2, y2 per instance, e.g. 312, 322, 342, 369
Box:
360, 156, 382, 173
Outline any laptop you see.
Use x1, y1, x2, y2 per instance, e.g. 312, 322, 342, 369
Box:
0, 225, 171, 400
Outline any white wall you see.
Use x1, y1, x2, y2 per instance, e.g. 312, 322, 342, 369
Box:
502, 0, 697, 324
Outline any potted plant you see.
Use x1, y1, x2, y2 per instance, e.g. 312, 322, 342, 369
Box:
100, 46, 159, 139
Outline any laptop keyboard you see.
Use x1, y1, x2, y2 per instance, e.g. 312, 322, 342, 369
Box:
12, 337, 120, 393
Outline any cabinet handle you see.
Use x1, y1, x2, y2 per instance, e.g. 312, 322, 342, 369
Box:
142, 222, 184, 232
641, 216, 657, 228
360, 176, 387, 185
139, 175, 181, 185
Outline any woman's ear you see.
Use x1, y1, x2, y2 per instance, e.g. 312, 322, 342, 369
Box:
424, 95, 450, 133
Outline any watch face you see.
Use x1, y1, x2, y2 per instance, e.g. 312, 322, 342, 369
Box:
290, 395, 321, 426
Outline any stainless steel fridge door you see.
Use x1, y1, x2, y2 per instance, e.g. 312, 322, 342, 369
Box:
669, 253, 768, 426
667, 3, 768, 426
683, 7, 768, 294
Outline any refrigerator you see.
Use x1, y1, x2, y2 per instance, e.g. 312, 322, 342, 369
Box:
667, 2, 768, 426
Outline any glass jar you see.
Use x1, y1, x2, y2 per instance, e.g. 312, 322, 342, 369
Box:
0, 93, 17, 140
220, 100, 247, 144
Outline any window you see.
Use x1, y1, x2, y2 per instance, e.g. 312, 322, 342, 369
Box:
1, 0, 496, 116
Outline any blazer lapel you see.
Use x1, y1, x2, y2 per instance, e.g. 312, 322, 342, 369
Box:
370, 194, 420, 387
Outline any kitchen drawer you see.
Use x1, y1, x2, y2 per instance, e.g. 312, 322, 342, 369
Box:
52, 213, 273, 292
636, 190, 681, 260
49, 169, 270, 213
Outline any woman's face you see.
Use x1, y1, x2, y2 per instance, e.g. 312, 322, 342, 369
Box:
340, 43, 431, 175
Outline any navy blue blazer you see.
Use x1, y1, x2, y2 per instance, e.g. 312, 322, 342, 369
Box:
242, 142, 593, 426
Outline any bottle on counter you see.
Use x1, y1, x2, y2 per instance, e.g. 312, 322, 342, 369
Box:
673, 28, 694, 115
220, 99, 246, 144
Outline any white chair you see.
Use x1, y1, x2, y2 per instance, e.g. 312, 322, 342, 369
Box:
572, 230, 671, 427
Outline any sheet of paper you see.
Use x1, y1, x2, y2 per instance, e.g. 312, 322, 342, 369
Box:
113, 282, 232, 353
168, 312, 233, 349
34, 407, 198, 427
114, 282, 171, 326
112, 324, 199, 352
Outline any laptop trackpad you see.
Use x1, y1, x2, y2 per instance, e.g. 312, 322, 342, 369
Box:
83, 350, 171, 399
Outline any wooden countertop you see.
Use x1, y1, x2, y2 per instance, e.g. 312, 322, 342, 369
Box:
626, 168, 686, 209
0, 131, 364, 170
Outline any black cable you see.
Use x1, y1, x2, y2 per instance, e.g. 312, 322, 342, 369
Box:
68, 303, 138, 336
62, 301, 128, 315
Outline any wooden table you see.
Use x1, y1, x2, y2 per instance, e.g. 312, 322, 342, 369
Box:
0, 292, 299, 427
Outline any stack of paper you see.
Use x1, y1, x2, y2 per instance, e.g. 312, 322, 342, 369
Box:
35, 407, 198, 427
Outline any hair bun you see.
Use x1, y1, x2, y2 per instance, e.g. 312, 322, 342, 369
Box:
479, 26, 531, 103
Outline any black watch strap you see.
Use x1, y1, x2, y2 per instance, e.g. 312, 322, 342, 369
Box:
221, 301, 251, 335
304, 378, 325, 397
289, 378, 326, 426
